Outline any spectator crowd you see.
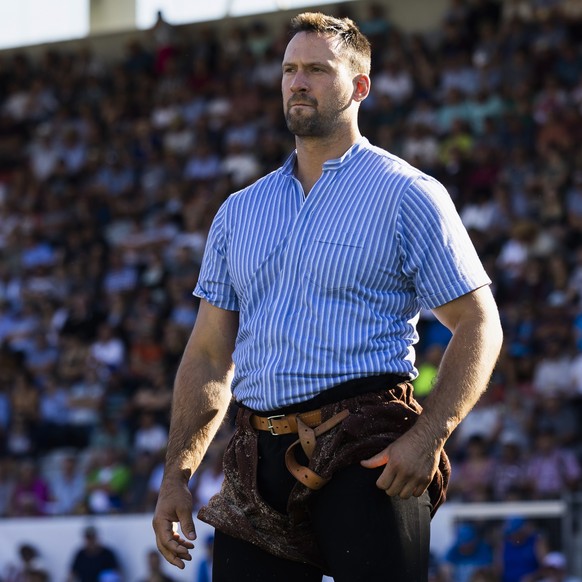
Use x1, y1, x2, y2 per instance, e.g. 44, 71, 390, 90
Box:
2, 0, 582, 578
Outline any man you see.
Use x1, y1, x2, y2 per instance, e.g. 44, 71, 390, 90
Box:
153, 12, 503, 582
68, 526, 121, 582
524, 552, 582, 582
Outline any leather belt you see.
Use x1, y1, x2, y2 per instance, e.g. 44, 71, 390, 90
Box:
250, 409, 323, 435
250, 408, 350, 490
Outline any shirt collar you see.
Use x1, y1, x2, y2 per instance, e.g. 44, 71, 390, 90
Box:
281, 136, 369, 176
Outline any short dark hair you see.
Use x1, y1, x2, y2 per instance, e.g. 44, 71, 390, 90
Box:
289, 12, 371, 76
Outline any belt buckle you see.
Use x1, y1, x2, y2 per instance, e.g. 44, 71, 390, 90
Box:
267, 414, 285, 436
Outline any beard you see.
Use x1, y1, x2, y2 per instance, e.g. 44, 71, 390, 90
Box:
284, 95, 346, 137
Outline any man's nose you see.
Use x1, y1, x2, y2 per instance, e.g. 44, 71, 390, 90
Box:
290, 71, 308, 92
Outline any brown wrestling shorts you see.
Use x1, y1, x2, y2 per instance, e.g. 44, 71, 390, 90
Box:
197, 381, 450, 569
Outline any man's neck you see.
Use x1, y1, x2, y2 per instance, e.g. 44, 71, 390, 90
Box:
294, 128, 361, 196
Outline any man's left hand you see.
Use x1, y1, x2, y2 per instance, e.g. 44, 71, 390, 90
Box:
360, 428, 441, 499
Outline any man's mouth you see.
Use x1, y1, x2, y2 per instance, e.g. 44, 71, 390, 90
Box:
288, 98, 317, 109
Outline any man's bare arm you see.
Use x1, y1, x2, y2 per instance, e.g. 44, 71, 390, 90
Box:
153, 299, 239, 568
362, 285, 503, 498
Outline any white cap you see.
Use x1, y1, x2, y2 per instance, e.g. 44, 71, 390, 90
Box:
543, 552, 567, 570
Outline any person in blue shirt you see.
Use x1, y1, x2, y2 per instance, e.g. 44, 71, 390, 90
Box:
443, 523, 494, 582
500, 517, 548, 582
153, 12, 502, 582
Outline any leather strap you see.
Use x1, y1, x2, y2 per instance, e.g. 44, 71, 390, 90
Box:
284, 409, 350, 490
250, 409, 323, 435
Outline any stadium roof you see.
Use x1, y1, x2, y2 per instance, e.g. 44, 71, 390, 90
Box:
0, 0, 354, 51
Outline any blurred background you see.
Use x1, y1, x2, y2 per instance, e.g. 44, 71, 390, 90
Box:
1, 0, 582, 580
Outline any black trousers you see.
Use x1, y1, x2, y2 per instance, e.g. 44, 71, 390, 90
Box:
212, 428, 432, 582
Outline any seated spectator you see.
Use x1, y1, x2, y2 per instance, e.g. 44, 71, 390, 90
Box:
58, 293, 103, 342
497, 386, 534, 451
102, 255, 138, 298
436, 88, 472, 135
10, 372, 40, 432
448, 389, 502, 458
438, 119, 475, 167
130, 375, 172, 422
89, 323, 126, 374
24, 331, 59, 383
530, 393, 579, 450
443, 523, 494, 582
502, 0, 535, 23
163, 115, 194, 156
133, 411, 168, 456
28, 127, 60, 181
56, 128, 87, 175
37, 375, 71, 451
183, 141, 221, 183
401, 123, 439, 169
522, 551, 582, 582
124, 451, 156, 513
47, 451, 86, 515
224, 109, 259, 150
374, 58, 414, 105
67, 525, 122, 582
413, 344, 443, 400
524, 426, 582, 499
127, 326, 165, 380
221, 141, 260, 188
160, 321, 189, 377
84, 446, 131, 514
5, 414, 36, 459
440, 52, 480, 98
67, 367, 106, 448
89, 416, 130, 454
499, 517, 548, 582
4, 543, 48, 582
167, 288, 198, 330
491, 433, 529, 501
92, 151, 136, 198
9, 458, 51, 517
531, 338, 575, 398
448, 435, 495, 502
496, 220, 539, 283
145, 453, 165, 511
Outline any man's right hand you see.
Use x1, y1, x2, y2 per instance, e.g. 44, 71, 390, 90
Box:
152, 477, 196, 569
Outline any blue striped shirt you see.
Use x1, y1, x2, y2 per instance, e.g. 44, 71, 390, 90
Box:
194, 138, 490, 410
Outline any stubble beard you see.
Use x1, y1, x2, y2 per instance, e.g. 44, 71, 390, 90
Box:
285, 95, 349, 138
285, 100, 342, 138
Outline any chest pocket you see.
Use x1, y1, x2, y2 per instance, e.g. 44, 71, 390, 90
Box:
303, 238, 365, 291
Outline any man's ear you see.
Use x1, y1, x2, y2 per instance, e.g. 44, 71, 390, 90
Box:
353, 74, 371, 102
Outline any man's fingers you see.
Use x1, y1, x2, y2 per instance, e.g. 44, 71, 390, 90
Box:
385, 475, 430, 499
362, 438, 435, 498
170, 530, 195, 552
153, 513, 196, 569
155, 529, 195, 569
176, 509, 197, 542
360, 451, 388, 469
162, 548, 191, 570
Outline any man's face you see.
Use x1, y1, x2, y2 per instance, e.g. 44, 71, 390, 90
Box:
281, 32, 355, 138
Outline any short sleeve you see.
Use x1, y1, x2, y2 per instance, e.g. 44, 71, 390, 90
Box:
193, 200, 240, 311
397, 176, 491, 310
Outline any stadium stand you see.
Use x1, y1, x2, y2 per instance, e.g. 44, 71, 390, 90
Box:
2, 0, 582, 579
